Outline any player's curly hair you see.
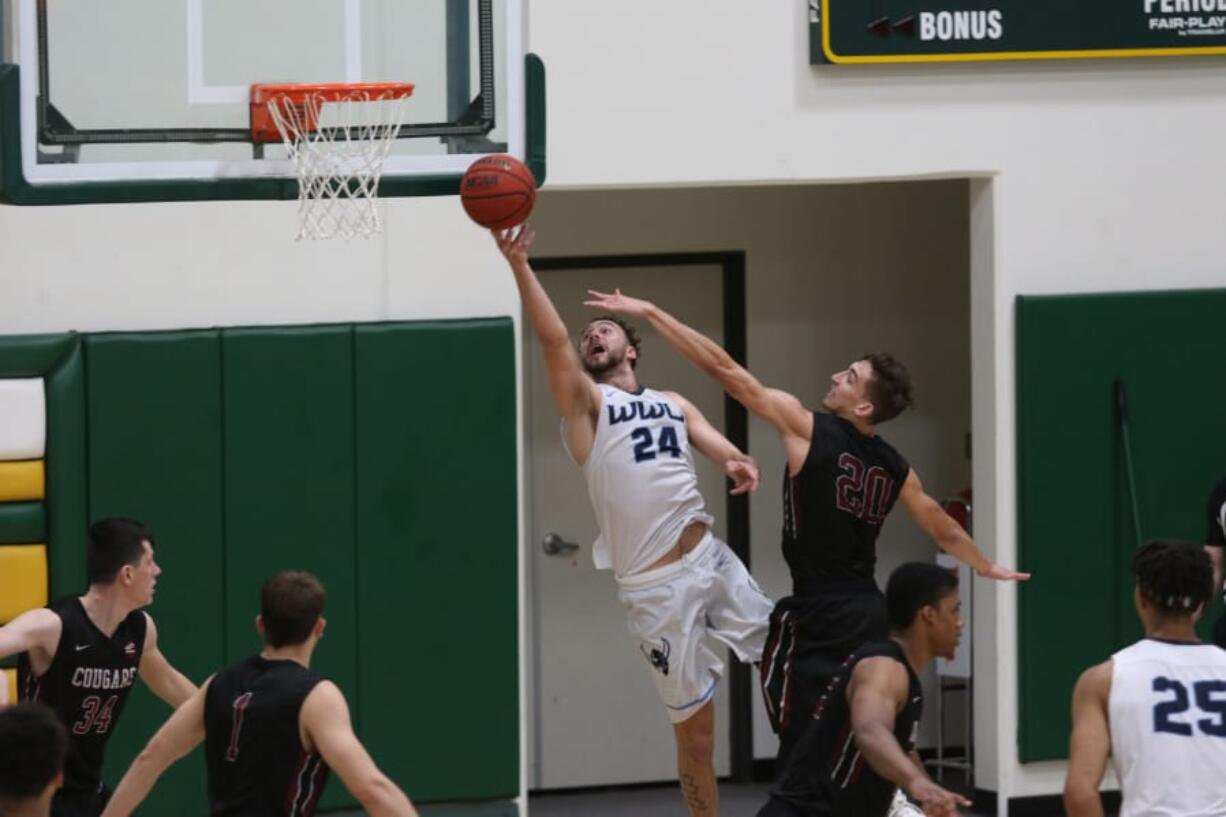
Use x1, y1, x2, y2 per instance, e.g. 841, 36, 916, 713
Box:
586, 315, 642, 369
861, 353, 913, 425
1132, 539, 1213, 616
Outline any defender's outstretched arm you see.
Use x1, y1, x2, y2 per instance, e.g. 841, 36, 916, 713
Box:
585, 289, 810, 441
898, 470, 1030, 582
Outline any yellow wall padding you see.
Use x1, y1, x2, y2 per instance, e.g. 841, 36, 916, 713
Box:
0, 545, 48, 624
0, 460, 44, 502
1, 668, 15, 703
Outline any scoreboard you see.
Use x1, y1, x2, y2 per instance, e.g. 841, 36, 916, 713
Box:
811, 0, 1226, 64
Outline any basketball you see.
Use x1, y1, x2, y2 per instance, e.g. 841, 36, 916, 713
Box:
460, 154, 537, 230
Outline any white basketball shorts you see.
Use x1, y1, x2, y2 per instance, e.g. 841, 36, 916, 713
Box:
616, 532, 773, 723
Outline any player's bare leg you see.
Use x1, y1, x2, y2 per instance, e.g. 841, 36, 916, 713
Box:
673, 700, 718, 817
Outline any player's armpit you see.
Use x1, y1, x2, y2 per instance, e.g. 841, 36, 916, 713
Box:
301, 682, 418, 817
1063, 662, 1112, 817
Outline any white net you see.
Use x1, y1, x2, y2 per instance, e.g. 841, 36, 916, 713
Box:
266, 88, 410, 240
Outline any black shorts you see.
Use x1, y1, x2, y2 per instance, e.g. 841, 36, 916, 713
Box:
759, 589, 887, 765
51, 785, 111, 817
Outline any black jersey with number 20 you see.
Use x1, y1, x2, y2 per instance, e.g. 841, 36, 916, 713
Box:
18, 596, 147, 799
782, 413, 910, 591
204, 655, 329, 817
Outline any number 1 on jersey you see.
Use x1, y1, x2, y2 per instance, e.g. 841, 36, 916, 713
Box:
226, 692, 254, 762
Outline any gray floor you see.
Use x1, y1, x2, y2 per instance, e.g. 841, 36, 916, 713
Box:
527, 781, 996, 817
529, 782, 772, 817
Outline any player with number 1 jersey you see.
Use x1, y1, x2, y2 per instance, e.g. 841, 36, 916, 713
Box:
100, 572, 418, 817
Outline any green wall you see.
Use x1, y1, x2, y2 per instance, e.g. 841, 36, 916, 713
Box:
1, 319, 519, 814
1016, 289, 1226, 761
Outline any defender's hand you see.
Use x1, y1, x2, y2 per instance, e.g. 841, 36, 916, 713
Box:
584, 288, 654, 319
977, 563, 1031, 582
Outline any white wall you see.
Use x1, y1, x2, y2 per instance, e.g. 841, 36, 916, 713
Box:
3, 0, 1226, 808
529, 181, 971, 759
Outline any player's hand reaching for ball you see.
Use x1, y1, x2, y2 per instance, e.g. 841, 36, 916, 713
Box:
725, 458, 760, 496
584, 288, 654, 319
492, 224, 535, 267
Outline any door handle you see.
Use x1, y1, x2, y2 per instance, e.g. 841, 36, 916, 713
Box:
542, 533, 580, 556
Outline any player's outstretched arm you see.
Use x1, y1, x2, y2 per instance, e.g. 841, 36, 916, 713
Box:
0, 668, 8, 705
494, 226, 598, 425
302, 681, 419, 817
138, 614, 197, 708
849, 658, 970, 817
584, 289, 811, 441
1063, 662, 1112, 817
100, 680, 210, 817
897, 470, 1030, 582
0, 607, 61, 667
666, 391, 759, 495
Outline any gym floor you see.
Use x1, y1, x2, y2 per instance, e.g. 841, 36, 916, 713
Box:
526, 780, 998, 817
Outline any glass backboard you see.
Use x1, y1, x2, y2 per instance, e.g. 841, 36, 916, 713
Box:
0, 0, 541, 203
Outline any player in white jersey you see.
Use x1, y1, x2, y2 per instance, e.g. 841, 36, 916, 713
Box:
496, 225, 773, 817
1064, 539, 1226, 817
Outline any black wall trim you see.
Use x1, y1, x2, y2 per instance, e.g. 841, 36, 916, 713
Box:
529, 250, 753, 781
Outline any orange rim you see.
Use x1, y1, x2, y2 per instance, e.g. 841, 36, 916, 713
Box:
250, 82, 415, 105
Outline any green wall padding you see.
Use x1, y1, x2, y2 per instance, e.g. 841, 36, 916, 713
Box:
0, 320, 520, 812
85, 332, 226, 812
354, 320, 519, 801
1017, 289, 1226, 761
0, 501, 46, 542
222, 326, 359, 812
0, 332, 77, 376
44, 340, 88, 597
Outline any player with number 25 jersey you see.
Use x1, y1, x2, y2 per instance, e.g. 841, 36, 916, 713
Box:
1065, 540, 1226, 817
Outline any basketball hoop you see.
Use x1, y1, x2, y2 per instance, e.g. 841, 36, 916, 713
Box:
251, 82, 415, 241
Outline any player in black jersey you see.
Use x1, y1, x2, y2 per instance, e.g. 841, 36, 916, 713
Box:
759, 563, 970, 817
100, 571, 417, 817
1204, 475, 1226, 648
0, 702, 69, 817
0, 518, 197, 817
585, 291, 1029, 764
